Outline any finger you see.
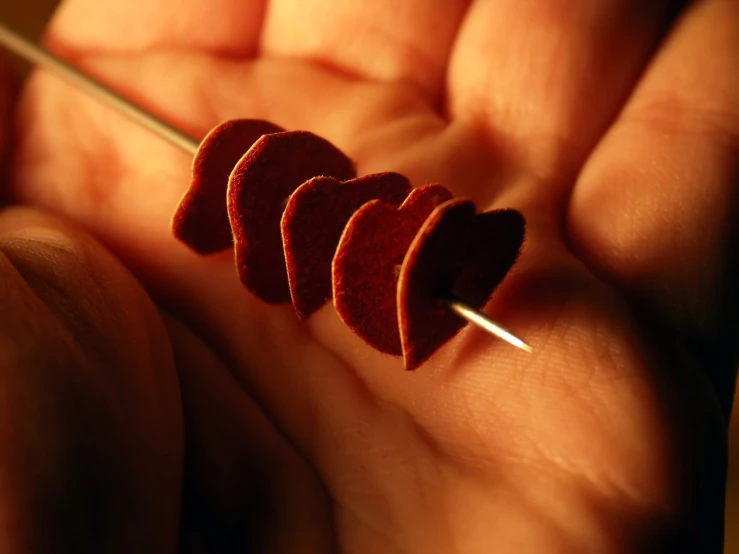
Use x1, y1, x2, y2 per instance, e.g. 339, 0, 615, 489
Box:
447, 0, 671, 186
567, 0, 739, 406
261, 0, 471, 102
45, 0, 266, 57
0, 207, 182, 553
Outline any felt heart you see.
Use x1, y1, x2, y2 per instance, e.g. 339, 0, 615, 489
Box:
332, 184, 454, 355
228, 130, 356, 304
172, 119, 284, 254
282, 172, 412, 319
398, 200, 525, 370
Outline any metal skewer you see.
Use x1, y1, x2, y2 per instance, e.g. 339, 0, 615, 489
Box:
0, 22, 199, 155
0, 21, 533, 354
446, 295, 532, 353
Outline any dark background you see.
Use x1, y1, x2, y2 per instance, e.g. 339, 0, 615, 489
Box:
1, 0, 57, 40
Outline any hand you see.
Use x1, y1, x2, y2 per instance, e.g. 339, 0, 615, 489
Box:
6, 0, 739, 552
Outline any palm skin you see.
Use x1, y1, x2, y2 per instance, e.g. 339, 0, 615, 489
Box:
1, 0, 737, 552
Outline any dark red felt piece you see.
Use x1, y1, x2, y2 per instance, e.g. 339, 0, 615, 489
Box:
282, 172, 412, 319
332, 184, 454, 355
398, 200, 525, 370
172, 119, 284, 254
228, 130, 356, 304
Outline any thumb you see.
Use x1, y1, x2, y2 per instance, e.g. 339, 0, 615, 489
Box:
0, 207, 183, 553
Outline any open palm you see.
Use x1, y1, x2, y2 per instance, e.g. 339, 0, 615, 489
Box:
5, 0, 738, 552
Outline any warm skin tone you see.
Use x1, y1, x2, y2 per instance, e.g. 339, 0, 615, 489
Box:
0, 0, 737, 552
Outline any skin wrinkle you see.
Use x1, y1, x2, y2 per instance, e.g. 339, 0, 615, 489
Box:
304, 349, 383, 466
15, 77, 125, 215
260, 0, 471, 104
336, 506, 407, 554
498, 299, 672, 504
450, 468, 583, 554
300, 26, 438, 101
317, 401, 452, 548
335, 459, 452, 554
624, 91, 739, 147
533, 391, 668, 512
506, 452, 665, 529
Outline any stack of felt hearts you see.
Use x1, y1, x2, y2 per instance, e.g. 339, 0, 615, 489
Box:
172, 119, 526, 370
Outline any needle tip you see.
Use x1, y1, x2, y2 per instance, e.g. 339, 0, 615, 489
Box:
514, 340, 534, 354
445, 295, 533, 354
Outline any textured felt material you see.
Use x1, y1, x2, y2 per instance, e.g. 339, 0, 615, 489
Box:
398, 200, 525, 370
172, 119, 284, 254
332, 184, 454, 355
228, 130, 356, 304
282, 172, 412, 319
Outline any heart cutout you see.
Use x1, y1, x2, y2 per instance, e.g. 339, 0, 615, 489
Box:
227, 130, 356, 304
332, 184, 454, 355
282, 172, 412, 319
172, 119, 284, 254
398, 200, 525, 370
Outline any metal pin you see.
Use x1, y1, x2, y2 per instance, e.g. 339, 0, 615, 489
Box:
0, 22, 200, 155
0, 22, 533, 354
446, 295, 533, 353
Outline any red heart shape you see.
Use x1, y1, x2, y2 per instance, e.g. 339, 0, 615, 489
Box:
282, 172, 411, 319
227, 131, 355, 304
172, 119, 283, 254
398, 200, 525, 370
332, 184, 454, 355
